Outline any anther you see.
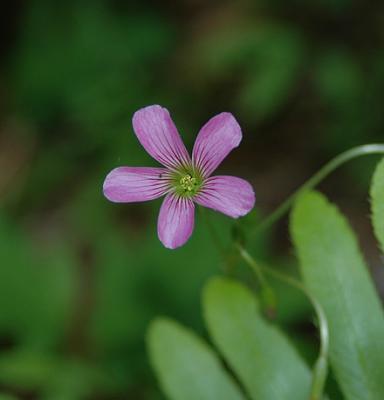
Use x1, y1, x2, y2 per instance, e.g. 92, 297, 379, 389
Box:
180, 174, 197, 192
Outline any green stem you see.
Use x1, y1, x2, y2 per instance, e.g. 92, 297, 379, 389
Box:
202, 208, 275, 311
236, 243, 267, 286
236, 243, 277, 317
236, 244, 329, 400
253, 144, 384, 235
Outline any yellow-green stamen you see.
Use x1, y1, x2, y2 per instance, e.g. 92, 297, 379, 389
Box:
172, 170, 203, 197
180, 174, 197, 192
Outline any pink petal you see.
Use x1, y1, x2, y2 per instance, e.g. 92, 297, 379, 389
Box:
194, 176, 255, 218
103, 167, 170, 203
192, 113, 242, 177
158, 193, 195, 249
132, 105, 191, 170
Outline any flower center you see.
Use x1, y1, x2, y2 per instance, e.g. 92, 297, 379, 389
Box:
180, 174, 197, 192
172, 170, 203, 198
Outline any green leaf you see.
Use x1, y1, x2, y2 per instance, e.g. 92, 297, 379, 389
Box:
291, 191, 384, 400
147, 317, 246, 400
371, 158, 384, 251
203, 277, 311, 400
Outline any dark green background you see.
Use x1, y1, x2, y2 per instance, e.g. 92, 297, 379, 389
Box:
0, 0, 383, 398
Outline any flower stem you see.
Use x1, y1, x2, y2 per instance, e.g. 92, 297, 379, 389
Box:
253, 143, 384, 236
236, 243, 277, 318
236, 244, 329, 400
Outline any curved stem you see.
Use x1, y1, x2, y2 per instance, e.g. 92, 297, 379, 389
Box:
236, 244, 329, 400
253, 144, 384, 235
237, 242, 267, 286
235, 242, 277, 317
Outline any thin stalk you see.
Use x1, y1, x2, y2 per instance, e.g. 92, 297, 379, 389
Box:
253, 144, 384, 235
202, 207, 277, 313
236, 243, 277, 318
236, 244, 329, 400
237, 243, 267, 286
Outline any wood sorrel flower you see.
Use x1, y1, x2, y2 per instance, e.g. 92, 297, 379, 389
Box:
103, 105, 255, 249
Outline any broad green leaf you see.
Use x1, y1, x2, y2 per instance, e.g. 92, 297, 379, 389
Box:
203, 277, 311, 400
291, 191, 384, 400
371, 158, 384, 251
147, 317, 246, 400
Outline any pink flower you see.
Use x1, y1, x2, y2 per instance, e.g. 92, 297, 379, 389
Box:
103, 105, 255, 249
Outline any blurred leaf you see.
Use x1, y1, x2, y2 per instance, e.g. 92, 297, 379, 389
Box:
0, 394, 18, 400
370, 158, 384, 251
90, 229, 146, 354
0, 215, 75, 348
89, 203, 230, 350
313, 49, 373, 151
315, 49, 363, 109
203, 277, 311, 400
88, 210, 227, 388
197, 25, 305, 120
13, 1, 173, 141
198, 27, 260, 75
0, 349, 55, 389
42, 358, 114, 400
291, 191, 384, 400
237, 28, 305, 120
0, 349, 113, 398
317, 0, 353, 13
147, 317, 246, 400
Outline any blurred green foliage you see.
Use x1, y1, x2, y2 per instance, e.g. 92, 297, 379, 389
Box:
0, 0, 383, 398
